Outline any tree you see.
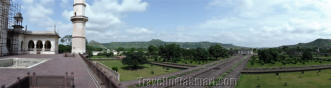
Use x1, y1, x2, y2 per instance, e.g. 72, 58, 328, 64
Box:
98, 52, 114, 57
258, 48, 280, 64
122, 51, 148, 69
59, 44, 71, 53
194, 47, 210, 61
116, 47, 125, 52
60, 35, 72, 46
159, 44, 182, 62
182, 48, 195, 60
208, 44, 228, 59
148, 45, 159, 60
302, 50, 313, 61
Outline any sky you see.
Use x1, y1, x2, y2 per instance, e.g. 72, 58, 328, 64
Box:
19, 0, 331, 48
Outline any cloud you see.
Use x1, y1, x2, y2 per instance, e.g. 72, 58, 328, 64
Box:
62, 0, 150, 42
23, 0, 149, 42
21, 0, 331, 47
22, 0, 55, 28
198, 0, 331, 47
126, 27, 153, 34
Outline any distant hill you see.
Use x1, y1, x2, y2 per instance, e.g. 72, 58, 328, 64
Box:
285, 39, 331, 49
88, 39, 242, 49
88, 40, 106, 48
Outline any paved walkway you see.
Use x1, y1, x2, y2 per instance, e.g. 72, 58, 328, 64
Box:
150, 62, 195, 69
0, 54, 100, 88
217, 55, 251, 88
121, 56, 241, 87
169, 55, 247, 88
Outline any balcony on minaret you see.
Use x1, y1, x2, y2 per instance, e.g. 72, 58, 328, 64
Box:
71, 16, 88, 22
11, 12, 24, 33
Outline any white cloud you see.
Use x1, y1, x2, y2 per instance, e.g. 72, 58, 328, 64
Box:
62, 0, 150, 42
21, 0, 331, 47
23, 0, 149, 42
199, 0, 331, 47
22, 0, 56, 29
126, 28, 153, 34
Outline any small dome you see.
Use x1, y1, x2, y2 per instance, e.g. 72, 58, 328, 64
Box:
14, 12, 22, 18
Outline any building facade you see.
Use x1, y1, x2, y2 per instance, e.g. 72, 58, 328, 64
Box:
0, 11, 60, 56
71, 0, 88, 54
238, 49, 254, 55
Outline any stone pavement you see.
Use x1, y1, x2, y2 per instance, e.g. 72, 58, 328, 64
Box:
0, 54, 100, 88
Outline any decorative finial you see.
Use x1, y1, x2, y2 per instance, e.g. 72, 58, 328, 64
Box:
25, 25, 27, 31
54, 24, 57, 32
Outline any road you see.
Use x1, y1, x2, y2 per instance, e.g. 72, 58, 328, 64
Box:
142, 55, 251, 88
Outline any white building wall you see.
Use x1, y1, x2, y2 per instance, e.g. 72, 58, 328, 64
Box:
23, 35, 59, 54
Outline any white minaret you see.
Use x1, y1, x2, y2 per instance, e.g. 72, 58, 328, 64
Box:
71, 0, 88, 54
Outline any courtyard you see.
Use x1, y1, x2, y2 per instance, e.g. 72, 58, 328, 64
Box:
0, 54, 100, 88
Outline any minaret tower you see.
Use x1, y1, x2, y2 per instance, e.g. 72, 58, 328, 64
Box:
71, 0, 88, 54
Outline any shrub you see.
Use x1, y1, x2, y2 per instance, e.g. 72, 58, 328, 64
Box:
151, 70, 155, 75
275, 73, 279, 76
256, 84, 261, 88
284, 82, 288, 86
112, 67, 118, 72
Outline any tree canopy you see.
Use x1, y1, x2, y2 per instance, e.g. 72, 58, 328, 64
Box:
122, 51, 148, 69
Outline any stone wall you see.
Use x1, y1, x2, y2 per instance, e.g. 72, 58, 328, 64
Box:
0, 59, 13, 67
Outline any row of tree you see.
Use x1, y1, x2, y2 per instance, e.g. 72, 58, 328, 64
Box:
147, 44, 231, 62
121, 44, 231, 69
254, 47, 316, 65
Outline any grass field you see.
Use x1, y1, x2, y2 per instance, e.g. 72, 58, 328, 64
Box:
98, 60, 181, 81
90, 56, 109, 58
237, 69, 331, 88
247, 60, 331, 68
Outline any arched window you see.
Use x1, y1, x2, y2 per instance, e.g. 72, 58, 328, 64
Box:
36, 40, 43, 51
45, 40, 51, 51
28, 40, 34, 51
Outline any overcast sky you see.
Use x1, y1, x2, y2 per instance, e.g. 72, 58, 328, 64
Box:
20, 0, 331, 48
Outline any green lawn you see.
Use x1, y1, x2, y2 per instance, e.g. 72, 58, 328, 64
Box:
247, 60, 331, 68
98, 60, 181, 81
90, 56, 109, 58
237, 70, 331, 88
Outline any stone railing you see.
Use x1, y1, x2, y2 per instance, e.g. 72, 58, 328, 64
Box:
79, 54, 122, 88
94, 62, 120, 81
241, 65, 331, 73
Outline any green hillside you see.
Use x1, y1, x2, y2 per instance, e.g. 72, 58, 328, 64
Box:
286, 39, 331, 49
88, 39, 242, 49
88, 40, 106, 48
